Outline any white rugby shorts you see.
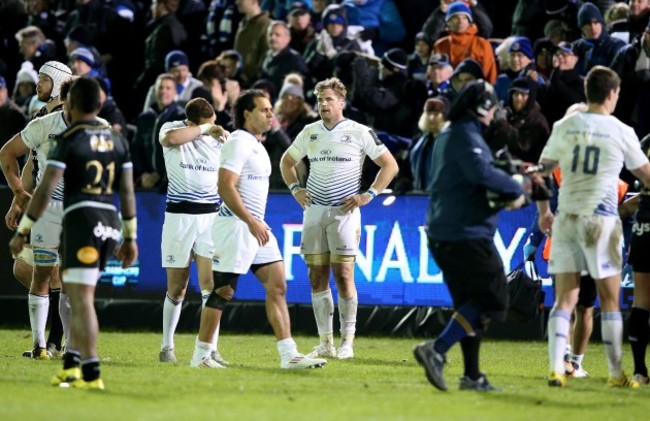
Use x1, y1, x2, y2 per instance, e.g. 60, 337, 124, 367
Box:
211, 216, 282, 274
31, 199, 63, 266
549, 213, 623, 280
161, 212, 216, 268
300, 205, 361, 256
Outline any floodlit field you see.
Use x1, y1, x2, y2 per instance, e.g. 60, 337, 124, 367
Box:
0, 329, 649, 420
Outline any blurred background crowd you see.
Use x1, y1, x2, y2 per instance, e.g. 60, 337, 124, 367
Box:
1, 0, 649, 193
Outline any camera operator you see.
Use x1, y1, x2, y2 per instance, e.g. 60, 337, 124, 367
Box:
413, 80, 526, 392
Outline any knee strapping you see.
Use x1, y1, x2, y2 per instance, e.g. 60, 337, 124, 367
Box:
331, 254, 355, 264
205, 272, 239, 310
33, 247, 59, 266
304, 252, 330, 265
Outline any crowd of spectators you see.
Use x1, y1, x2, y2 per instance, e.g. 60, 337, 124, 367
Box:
1, 0, 650, 193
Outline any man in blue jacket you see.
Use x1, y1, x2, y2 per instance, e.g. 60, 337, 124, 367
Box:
413, 80, 526, 392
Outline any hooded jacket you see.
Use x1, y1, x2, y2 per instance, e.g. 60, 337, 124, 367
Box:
433, 24, 497, 84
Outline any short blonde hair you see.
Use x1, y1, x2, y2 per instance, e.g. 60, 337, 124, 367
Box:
314, 77, 347, 99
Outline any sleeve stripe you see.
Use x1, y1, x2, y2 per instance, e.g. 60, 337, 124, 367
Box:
46, 160, 66, 169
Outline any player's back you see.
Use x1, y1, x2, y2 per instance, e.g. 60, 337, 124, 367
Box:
48, 119, 131, 209
547, 112, 639, 216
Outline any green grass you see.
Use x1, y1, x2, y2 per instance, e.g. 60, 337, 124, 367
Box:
1, 329, 649, 420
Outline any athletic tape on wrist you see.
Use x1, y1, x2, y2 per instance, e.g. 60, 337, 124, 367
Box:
122, 217, 137, 240
17, 214, 36, 235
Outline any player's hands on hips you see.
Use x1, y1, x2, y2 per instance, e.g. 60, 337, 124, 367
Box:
116, 239, 138, 268
9, 234, 26, 257
5, 201, 22, 230
248, 219, 271, 246
538, 210, 554, 237
292, 188, 312, 209
341, 193, 372, 213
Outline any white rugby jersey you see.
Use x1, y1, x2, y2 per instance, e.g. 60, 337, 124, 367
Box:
541, 112, 648, 216
287, 119, 387, 206
218, 129, 271, 221
160, 120, 222, 204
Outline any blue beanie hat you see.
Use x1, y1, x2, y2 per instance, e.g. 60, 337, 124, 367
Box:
578, 3, 605, 28
509, 37, 534, 60
165, 50, 189, 72
445, 1, 473, 23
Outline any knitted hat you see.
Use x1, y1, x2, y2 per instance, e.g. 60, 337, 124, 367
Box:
452, 58, 484, 80
578, 2, 605, 28
323, 5, 347, 26
425, 97, 450, 117
509, 77, 532, 93
288, 1, 309, 16
279, 82, 304, 100
38, 61, 73, 100
429, 53, 451, 67
382, 48, 408, 72
445, 1, 473, 22
0, 76, 6, 89
554, 41, 577, 55
70, 47, 95, 67
533, 38, 555, 57
509, 37, 534, 60
165, 50, 189, 72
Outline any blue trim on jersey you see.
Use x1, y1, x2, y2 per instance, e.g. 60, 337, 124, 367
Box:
167, 192, 220, 203
219, 206, 234, 217
122, 162, 133, 169
594, 202, 618, 216
321, 119, 348, 132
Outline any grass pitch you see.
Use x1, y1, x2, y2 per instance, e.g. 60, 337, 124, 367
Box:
1, 329, 649, 420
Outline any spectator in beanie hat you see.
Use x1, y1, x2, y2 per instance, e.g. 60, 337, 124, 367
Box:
433, 1, 497, 83
573, 2, 626, 75
494, 36, 546, 102
142, 50, 203, 112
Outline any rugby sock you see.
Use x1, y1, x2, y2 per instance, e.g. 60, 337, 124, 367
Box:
628, 307, 650, 376
59, 292, 72, 345
312, 290, 334, 343
81, 357, 100, 381
433, 302, 481, 355
338, 294, 358, 340
601, 311, 624, 379
28, 293, 49, 349
47, 288, 63, 349
201, 290, 219, 350
277, 337, 298, 361
571, 353, 585, 369
547, 309, 571, 374
192, 339, 213, 362
63, 349, 81, 369
460, 335, 481, 380
162, 293, 182, 350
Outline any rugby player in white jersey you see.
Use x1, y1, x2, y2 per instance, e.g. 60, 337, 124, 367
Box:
1, 71, 95, 360
279, 77, 398, 359
157, 97, 230, 367
193, 89, 326, 369
536, 66, 650, 388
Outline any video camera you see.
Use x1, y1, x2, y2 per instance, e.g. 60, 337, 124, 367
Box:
487, 148, 553, 209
